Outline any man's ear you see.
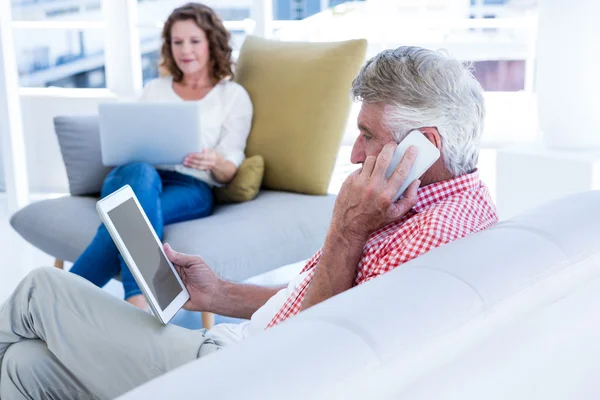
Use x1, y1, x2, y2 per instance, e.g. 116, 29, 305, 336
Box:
419, 127, 442, 151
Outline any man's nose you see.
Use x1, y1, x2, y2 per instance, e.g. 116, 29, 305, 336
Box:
350, 140, 365, 164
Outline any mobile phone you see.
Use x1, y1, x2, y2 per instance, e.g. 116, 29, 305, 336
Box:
385, 130, 441, 202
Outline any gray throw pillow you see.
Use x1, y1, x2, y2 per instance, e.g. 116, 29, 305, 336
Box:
54, 115, 112, 196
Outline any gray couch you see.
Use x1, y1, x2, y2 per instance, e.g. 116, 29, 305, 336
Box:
10, 115, 336, 293
10, 189, 335, 282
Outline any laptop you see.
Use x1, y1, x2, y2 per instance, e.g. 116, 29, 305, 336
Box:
98, 102, 202, 166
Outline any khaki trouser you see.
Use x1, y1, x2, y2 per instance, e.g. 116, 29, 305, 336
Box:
0, 268, 220, 399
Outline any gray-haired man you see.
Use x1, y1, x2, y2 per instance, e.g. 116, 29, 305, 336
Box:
0, 46, 497, 399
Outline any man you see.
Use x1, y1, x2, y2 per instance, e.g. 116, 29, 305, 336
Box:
0, 46, 498, 399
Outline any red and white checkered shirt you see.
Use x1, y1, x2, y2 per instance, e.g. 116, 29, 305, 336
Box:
266, 171, 498, 329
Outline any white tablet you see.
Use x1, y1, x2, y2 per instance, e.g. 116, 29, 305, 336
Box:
96, 184, 189, 324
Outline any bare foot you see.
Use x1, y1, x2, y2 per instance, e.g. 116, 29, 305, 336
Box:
126, 294, 149, 311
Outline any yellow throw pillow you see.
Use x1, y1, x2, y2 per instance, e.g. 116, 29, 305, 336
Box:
214, 155, 265, 203
235, 36, 367, 195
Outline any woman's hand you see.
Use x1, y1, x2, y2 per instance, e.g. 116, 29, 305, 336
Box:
183, 149, 238, 183
164, 243, 221, 312
183, 149, 222, 171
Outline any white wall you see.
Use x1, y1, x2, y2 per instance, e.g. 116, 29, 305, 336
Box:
0, 136, 4, 191
341, 91, 539, 147
10, 89, 116, 193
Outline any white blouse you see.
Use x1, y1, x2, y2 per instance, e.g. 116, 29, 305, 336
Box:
139, 75, 253, 187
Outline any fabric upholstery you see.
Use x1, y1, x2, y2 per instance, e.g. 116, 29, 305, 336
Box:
214, 155, 264, 203
235, 36, 367, 195
10, 191, 336, 282
54, 116, 263, 201
54, 116, 111, 196
10, 196, 99, 262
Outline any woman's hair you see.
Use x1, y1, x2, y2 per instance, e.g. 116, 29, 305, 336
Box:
159, 2, 233, 83
351, 46, 486, 177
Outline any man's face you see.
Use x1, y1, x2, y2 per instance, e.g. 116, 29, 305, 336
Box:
350, 102, 395, 165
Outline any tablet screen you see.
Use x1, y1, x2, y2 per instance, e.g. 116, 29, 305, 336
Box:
108, 198, 183, 310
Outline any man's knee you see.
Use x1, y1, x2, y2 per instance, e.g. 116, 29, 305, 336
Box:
23, 267, 61, 287
1, 340, 91, 400
19, 267, 79, 302
1, 341, 52, 398
2, 340, 49, 376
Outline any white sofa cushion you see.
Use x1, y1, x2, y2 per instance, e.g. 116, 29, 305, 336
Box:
397, 274, 600, 400
119, 191, 600, 400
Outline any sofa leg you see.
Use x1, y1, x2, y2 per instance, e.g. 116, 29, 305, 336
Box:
202, 312, 215, 329
54, 259, 64, 269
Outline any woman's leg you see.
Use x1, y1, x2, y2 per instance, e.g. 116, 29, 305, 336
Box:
70, 163, 163, 297
160, 171, 214, 226
120, 171, 214, 307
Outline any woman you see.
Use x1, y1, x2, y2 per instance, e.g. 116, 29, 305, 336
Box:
70, 3, 253, 310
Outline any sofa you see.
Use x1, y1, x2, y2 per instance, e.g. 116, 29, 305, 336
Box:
117, 190, 600, 399
9, 36, 367, 327
10, 188, 335, 283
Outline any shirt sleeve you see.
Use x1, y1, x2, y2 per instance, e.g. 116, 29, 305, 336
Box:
137, 79, 156, 102
214, 84, 253, 167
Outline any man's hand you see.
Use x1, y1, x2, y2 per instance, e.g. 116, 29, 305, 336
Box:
183, 149, 222, 171
330, 142, 420, 242
300, 142, 420, 311
164, 243, 220, 312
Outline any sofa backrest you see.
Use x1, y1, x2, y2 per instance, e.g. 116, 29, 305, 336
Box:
394, 270, 600, 399
119, 190, 600, 400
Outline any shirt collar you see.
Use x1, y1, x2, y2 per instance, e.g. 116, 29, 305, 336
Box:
412, 170, 482, 214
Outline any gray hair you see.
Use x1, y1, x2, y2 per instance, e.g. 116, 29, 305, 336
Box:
351, 46, 485, 177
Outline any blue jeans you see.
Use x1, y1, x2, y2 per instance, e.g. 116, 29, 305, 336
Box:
70, 162, 214, 300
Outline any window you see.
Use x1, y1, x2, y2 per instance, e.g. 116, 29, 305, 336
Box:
11, 0, 103, 22
139, 27, 162, 85
472, 60, 526, 92
329, 0, 366, 7
137, 0, 251, 25
470, 0, 507, 6
13, 28, 106, 88
291, 0, 306, 20
11, 0, 106, 88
